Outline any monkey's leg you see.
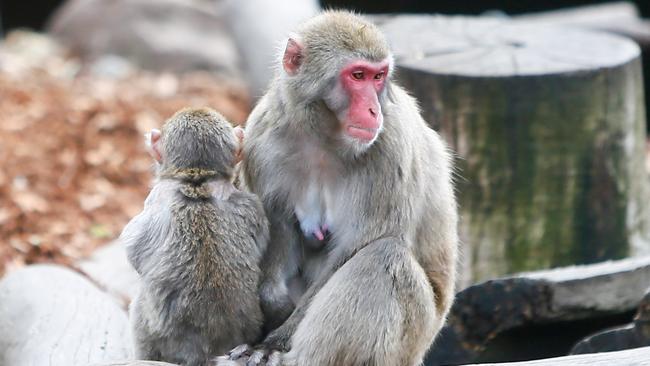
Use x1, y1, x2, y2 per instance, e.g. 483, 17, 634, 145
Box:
282, 238, 440, 366
130, 302, 163, 361
165, 330, 211, 366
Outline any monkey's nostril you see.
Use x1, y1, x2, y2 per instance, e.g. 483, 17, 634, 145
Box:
369, 108, 376, 117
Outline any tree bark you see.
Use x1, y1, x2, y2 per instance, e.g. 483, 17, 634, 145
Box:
376, 15, 650, 283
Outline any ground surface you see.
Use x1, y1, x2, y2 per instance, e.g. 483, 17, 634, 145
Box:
0, 32, 249, 276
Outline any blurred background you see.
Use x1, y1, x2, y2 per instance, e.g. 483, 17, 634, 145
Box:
1, 1, 650, 365
2, 0, 649, 31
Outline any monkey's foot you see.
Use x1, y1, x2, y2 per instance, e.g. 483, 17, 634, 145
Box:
246, 349, 283, 366
228, 344, 253, 360
226, 344, 284, 366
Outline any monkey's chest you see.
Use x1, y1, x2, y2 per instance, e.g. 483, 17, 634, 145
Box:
294, 177, 335, 243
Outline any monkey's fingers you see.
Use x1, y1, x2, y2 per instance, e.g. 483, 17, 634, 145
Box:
228, 344, 253, 360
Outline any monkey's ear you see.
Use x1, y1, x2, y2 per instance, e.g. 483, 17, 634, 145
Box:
233, 126, 245, 164
282, 38, 304, 76
145, 129, 163, 163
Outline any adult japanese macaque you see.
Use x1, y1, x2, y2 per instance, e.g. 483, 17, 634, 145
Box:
222, 10, 459, 366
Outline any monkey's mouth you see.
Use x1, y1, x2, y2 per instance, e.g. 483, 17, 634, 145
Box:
347, 126, 377, 142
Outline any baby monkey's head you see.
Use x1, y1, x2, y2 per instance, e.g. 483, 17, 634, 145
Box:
160, 107, 238, 181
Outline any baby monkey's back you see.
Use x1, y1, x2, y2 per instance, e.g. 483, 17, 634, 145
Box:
122, 108, 269, 366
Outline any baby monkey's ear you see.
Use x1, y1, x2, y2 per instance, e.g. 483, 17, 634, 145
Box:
233, 126, 245, 164
145, 128, 163, 164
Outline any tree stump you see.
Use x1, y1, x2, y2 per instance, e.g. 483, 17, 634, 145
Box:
376, 15, 650, 283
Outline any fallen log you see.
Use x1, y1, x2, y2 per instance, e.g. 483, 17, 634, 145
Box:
90, 363, 178, 366
77, 241, 140, 306
0, 265, 132, 366
90, 358, 246, 366
422, 256, 650, 365
570, 286, 650, 354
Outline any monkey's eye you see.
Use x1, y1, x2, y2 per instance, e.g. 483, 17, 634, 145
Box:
374, 72, 385, 80
351, 71, 364, 80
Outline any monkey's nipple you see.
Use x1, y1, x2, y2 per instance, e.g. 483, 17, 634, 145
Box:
313, 224, 330, 241
314, 229, 325, 241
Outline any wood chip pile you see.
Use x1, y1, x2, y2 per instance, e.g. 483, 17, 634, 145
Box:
0, 31, 250, 276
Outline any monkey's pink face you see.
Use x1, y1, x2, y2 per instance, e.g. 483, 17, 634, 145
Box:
339, 60, 389, 144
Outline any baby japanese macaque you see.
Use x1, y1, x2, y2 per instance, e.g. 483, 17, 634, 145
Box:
121, 107, 268, 366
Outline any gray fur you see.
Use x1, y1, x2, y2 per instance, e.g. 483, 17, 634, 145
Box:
233, 10, 458, 366
122, 108, 269, 366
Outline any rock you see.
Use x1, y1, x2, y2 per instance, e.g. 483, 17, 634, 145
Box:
0, 264, 132, 366
571, 287, 650, 354
88, 54, 137, 79
78, 241, 140, 304
425, 256, 650, 365
222, 0, 320, 99
47, 0, 241, 78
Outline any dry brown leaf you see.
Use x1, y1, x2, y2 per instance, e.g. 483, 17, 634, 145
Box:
13, 191, 50, 213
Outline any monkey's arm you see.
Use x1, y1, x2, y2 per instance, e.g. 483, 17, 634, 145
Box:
246, 194, 270, 256
228, 191, 270, 257
260, 245, 357, 352
120, 183, 173, 275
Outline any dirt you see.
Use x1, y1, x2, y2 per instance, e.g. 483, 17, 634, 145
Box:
0, 32, 250, 276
